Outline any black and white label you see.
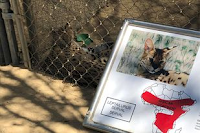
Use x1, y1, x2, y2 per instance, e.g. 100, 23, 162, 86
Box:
101, 97, 136, 122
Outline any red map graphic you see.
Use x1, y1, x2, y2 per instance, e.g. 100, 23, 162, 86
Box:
142, 91, 195, 133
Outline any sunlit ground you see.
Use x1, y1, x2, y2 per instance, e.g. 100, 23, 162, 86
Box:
0, 66, 99, 133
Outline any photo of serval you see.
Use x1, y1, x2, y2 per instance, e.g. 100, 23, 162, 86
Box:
117, 29, 200, 87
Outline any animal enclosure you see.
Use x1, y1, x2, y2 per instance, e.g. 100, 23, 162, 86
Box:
6, 0, 200, 88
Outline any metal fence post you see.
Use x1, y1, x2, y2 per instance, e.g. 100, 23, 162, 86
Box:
22, 0, 38, 67
0, 0, 19, 65
10, 0, 31, 68
0, 38, 4, 65
0, 9, 5, 65
0, 5, 11, 65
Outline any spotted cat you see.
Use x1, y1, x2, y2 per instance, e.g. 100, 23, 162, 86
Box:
138, 38, 188, 87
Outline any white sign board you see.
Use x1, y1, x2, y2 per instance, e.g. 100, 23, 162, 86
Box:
83, 19, 200, 133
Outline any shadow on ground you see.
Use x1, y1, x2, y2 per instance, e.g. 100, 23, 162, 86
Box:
0, 66, 99, 133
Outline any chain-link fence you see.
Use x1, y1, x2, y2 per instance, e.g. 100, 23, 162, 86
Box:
15, 0, 199, 88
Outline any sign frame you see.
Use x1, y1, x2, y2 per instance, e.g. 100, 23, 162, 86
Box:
83, 19, 200, 133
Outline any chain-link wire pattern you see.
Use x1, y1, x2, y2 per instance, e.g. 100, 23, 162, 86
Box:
18, 0, 199, 88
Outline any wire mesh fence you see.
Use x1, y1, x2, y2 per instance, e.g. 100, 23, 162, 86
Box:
16, 0, 199, 88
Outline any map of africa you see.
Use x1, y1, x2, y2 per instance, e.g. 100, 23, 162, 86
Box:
141, 83, 195, 133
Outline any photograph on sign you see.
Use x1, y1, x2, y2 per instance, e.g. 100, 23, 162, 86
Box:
117, 30, 199, 87
83, 20, 200, 133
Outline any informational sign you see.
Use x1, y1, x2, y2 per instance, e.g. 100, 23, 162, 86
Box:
83, 19, 200, 133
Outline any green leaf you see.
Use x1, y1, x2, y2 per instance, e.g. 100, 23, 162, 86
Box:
155, 35, 162, 44
182, 46, 187, 50
165, 40, 170, 47
175, 65, 180, 72
188, 49, 193, 52
175, 60, 182, 64
76, 33, 93, 46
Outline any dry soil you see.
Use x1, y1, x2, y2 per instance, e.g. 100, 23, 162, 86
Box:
0, 65, 99, 133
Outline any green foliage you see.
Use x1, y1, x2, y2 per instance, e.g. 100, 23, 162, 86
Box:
182, 46, 187, 51
188, 49, 197, 57
188, 49, 193, 52
132, 33, 138, 39
175, 60, 182, 64
165, 40, 170, 47
175, 64, 180, 72
155, 35, 162, 45
174, 60, 182, 72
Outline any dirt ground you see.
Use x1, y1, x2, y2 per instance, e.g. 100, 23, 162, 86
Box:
0, 65, 100, 133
